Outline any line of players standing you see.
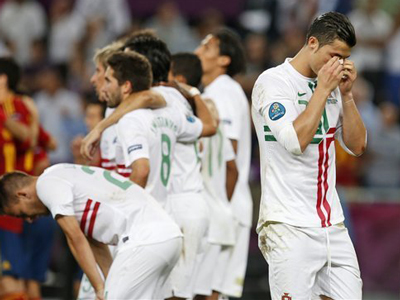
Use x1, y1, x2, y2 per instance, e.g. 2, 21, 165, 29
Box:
0, 27, 252, 300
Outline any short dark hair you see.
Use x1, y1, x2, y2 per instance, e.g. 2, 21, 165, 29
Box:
123, 34, 171, 84
306, 12, 356, 48
107, 51, 152, 93
213, 28, 246, 77
171, 53, 203, 87
0, 171, 29, 214
0, 57, 21, 92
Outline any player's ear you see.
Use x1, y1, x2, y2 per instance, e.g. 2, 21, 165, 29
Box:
175, 74, 187, 85
308, 36, 319, 52
217, 55, 231, 68
122, 80, 132, 94
16, 190, 28, 200
0, 74, 7, 88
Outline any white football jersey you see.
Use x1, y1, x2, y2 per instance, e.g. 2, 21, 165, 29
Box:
203, 75, 253, 227
37, 164, 182, 247
115, 93, 203, 206
201, 122, 236, 245
100, 108, 117, 171
252, 58, 354, 231
152, 86, 204, 195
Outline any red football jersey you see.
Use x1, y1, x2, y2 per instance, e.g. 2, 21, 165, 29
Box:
0, 94, 34, 233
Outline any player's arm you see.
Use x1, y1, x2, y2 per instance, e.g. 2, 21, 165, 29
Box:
230, 139, 238, 154
293, 56, 344, 152
1, 116, 31, 142
88, 238, 113, 279
338, 61, 367, 156
173, 82, 217, 137
56, 215, 105, 299
81, 90, 166, 160
226, 159, 238, 201
129, 158, 150, 188
22, 96, 40, 147
192, 94, 217, 137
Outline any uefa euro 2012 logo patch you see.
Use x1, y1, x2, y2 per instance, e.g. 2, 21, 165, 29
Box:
269, 102, 286, 121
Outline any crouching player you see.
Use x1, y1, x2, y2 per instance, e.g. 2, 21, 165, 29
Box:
0, 163, 183, 300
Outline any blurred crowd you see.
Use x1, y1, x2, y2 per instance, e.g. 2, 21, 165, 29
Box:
0, 0, 399, 189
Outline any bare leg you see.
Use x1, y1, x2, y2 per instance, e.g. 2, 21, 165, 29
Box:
25, 280, 41, 299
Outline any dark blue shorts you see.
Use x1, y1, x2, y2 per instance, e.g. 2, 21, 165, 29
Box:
21, 216, 56, 282
0, 229, 25, 278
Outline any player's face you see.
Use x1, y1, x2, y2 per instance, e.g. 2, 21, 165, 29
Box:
4, 198, 49, 223
309, 38, 351, 76
90, 61, 106, 102
195, 34, 221, 75
102, 67, 123, 108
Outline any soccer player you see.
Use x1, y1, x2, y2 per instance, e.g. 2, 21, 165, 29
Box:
102, 50, 207, 203
82, 33, 217, 300
252, 12, 366, 299
90, 41, 124, 172
195, 28, 252, 298
169, 53, 239, 300
120, 36, 216, 300
77, 37, 169, 299
0, 163, 183, 300
21, 98, 56, 300
0, 57, 39, 300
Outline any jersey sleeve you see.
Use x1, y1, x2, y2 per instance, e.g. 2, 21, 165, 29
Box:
176, 113, 203, 143
252, 75, 301, 155
116, 115, 150, 167
36, 175, 75, 218
214, 91, 242, 141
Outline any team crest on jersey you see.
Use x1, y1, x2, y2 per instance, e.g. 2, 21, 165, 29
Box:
269, 102, 286, 121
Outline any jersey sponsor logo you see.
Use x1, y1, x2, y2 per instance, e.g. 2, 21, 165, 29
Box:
269, 102, 286, 121
297, 92, 306, 97
127, 144, 143, 154
222, 119, 232, 125
112, 137, 118, 144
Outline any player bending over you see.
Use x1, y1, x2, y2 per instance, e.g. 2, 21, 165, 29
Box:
0, 164, 183, 300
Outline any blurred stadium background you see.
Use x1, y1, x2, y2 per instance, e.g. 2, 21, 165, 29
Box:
0, 0, 399, 299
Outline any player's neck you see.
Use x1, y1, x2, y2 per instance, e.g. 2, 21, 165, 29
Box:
202, 69, 226, 87
290, 48, 317, 78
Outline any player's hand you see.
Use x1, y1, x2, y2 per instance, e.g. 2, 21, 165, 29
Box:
71, 135, 84, 159
95, 288, 105, 300
47, 135, 58, 151
339, 60, 357, 97
317, 56, 344, 94
80, 127, 101, 161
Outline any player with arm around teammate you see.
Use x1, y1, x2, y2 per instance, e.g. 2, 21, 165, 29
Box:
252, 12, 366, 300
0, 163, 183, 300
